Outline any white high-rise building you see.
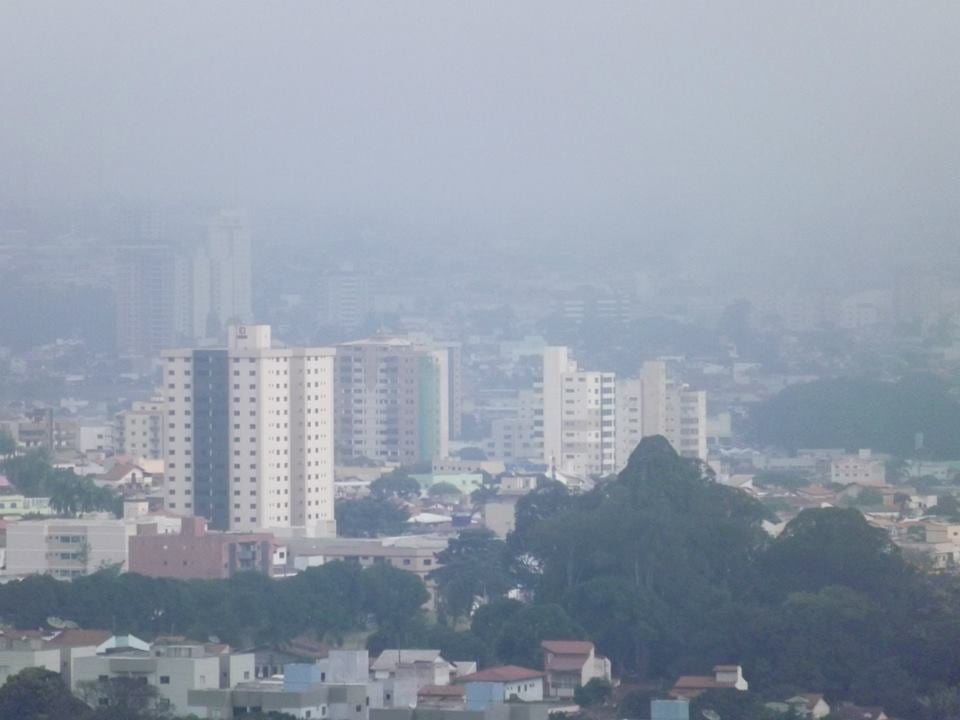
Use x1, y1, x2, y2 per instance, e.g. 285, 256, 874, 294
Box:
641, 360, 707, 461
162, 325, 335, 537
531, 351, 708, 477
192, 210, 254, 339
541, 347, 617, 477
615, 378, 644, 469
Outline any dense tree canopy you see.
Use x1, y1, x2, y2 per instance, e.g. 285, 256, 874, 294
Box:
369, 470, 422, 501
430, 528, 512, 622
1, 450, 120, 516
335, 497, 409, 538
0, 667, 90, 720
0, 561, 427, 649
751, 375, 960, 458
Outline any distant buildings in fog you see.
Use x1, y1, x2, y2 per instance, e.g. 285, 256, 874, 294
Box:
487, 347, 708, 477
114, 210, 253, 358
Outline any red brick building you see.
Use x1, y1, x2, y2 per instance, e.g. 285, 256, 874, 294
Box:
129, 517, 285, 580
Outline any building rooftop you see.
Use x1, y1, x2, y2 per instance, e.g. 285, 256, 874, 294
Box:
458, 665, 545, 683
541, 640, 594, 656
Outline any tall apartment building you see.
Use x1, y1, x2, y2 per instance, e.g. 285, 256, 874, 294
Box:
487, 389, 542, 464
615, 378, 644, 469
114, 245, 191, 358
322, 263, 371, 331
191, 210, 254, 339
116, 397, 167, 459
541, 347, 617, 477
436, 341, 464, 440
525, 352, 708, 477
641, 360, 707, 462
334, 338, 449, 465
162, 325, 336, 537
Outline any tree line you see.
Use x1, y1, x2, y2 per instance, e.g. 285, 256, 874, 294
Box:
751, 374, 960, 459
1, 451, 120, 517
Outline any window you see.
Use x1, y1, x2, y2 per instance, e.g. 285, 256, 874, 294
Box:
159, 676, 170, 685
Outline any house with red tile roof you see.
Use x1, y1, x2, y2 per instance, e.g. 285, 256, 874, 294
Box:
418, 683, 466, 709
669, 665, 748, 699
540, 640, 612, 699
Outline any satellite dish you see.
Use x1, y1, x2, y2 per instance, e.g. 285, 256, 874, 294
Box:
702, 710, 721, 720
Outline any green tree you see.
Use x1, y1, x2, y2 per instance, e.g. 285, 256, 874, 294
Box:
0, 431, 16, 456
574, 678, 612, 707
691, 689, 773, 720
759, 507, 911, 601
430, 528, 513, 622
494, 603, 584, 668
335, 497, 409, 538
852, 488, 884, 507
931, 494, 960, 518
458, 447, 487, 461
370, 471, 422, 501
754, 471, 809, 490
362, 564, 429, 632
428, 481, 462, 497
617, 689, 653, 719
77, 674, 171, 718
471, 597, 523, 643
0, 667, 88, 720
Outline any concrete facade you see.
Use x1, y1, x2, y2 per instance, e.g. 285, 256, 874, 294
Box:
163, 324, 336, 537
129, 516, 285, 579
5, 518, 134, 579
334, 338, 450, 465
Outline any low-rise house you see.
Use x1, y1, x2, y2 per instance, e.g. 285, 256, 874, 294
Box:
372, 704, 550, 720
189, 675, 368, 720
0, 630, 64, 685
190, 657, 375, 719
246, 636, 330, 679
371, 648, 454, 708
669, 665, 748, 700
97, 461, 158, 490
652, 699, 690, 720
924, 521, 960, 544
371, 649, 455, 687
0, 494, 54, 518
830, 451, 886, 487
73, 635, 254, 717
540, 640, 611, 699
456, 666, 544, 711
46, 629, 114, 686
0, 628, 111, 687
787, 694, 831, 719
418, 684, 466, 710
833, 704, 888, 720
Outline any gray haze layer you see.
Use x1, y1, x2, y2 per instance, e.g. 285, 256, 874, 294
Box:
2, 1, 960, 268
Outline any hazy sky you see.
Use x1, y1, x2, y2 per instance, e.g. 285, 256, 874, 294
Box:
2, 2, 960, 264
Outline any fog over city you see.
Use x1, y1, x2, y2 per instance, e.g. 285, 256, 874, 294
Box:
5, 5, 960, 720
4, 2, 960, 272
